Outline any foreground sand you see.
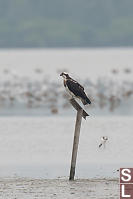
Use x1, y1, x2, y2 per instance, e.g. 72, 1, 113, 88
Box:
0, 178, 119, 199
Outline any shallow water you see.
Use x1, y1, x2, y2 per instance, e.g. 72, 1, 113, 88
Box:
0, 116, 132, 179
0, 48, 132, 116
0, 48, 133, 80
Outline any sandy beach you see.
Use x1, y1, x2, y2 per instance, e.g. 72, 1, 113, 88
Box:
0, 178, 119, 199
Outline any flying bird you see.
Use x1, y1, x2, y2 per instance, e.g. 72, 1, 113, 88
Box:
99, 136, 108, 148
60, 72, 91, 105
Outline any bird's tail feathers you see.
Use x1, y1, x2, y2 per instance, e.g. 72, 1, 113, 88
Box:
86, 97, 91, 104
81, 98, 88, 105
81, 97, 91, 105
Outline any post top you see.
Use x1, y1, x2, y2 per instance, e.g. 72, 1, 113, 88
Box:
69, 98, 89, 120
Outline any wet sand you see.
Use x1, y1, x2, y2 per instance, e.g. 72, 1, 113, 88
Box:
0, 178, 119, 199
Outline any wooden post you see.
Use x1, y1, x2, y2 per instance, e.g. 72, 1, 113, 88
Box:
69, 98, 89, 119
69, 108, 83, 180
69, 98, 89, 180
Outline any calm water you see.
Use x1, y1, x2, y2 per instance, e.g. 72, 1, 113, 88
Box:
0, 116, 132, 179
0, 48, 132, 80
0, 48, 132, 116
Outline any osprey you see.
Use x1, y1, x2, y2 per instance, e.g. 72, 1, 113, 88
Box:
60, 72, 91, 105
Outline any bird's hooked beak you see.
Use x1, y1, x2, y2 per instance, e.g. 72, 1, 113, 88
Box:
60, 72, 69, 79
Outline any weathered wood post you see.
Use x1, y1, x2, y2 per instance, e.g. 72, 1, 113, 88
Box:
69, 98, 89, 180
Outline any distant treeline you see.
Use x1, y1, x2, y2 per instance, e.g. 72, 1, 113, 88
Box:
0, 0, 133, 48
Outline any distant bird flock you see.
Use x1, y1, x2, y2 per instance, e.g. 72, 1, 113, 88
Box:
0, 68, 132, 114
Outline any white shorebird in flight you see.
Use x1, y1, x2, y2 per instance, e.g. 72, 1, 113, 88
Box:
99, 136, 108, 148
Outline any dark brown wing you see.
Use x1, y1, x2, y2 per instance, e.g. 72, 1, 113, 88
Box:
66, 79, 86, 98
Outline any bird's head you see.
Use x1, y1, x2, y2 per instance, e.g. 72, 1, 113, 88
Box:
103, 136, 108, 141
60, 72, 70, 79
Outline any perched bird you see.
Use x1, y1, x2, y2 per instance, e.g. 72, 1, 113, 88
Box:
99, 136, 108, 148
60, 72, 91, 105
